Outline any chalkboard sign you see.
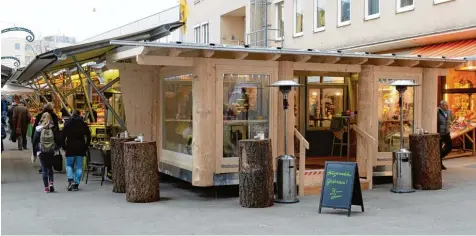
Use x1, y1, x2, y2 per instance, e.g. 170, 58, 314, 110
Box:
318, 162, 364, 217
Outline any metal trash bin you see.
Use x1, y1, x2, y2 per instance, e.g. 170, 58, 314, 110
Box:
391, 149, 415, 193
275, 154, 299, 203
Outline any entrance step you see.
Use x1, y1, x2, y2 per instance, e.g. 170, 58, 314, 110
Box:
297, 169, 370, 196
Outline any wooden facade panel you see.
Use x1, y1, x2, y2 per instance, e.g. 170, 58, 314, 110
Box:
422, 68, 448, 133
116, 63, 161, 143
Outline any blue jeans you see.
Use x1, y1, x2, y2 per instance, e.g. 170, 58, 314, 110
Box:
66, 156, 83, 184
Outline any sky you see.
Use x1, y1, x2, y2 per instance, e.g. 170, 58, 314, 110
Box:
0, 0, 178, 42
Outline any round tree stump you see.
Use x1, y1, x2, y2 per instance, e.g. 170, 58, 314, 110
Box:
124, 141, 160, 203
238, 139, 273, 208
111, 137, 135, 193
410, 134, 442, 190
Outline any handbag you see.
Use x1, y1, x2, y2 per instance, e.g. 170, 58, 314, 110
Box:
53, 150, 63, 172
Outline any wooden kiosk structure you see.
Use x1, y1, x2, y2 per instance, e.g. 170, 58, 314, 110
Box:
12, 24, 466, 194
104, 40, 466, 191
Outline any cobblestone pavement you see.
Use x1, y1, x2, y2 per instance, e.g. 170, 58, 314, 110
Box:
2, 139, 476, 235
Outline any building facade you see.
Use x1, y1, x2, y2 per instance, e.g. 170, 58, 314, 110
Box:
2, 35, 76, 67
186, 0, 476, 53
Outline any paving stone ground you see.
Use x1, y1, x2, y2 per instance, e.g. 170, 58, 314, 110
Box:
2, 139, 476, 235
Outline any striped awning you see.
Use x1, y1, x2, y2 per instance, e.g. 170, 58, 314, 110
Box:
408, 39, 476, 59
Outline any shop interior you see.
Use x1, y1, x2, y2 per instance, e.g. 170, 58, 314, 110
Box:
438, 65, 476, 158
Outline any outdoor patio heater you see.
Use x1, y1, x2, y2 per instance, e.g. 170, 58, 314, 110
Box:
388, 80, 420, 193
270, 80, 301, 203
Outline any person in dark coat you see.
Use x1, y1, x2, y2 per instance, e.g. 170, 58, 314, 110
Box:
1, 116, 6, 152
61, 110, 91, 191
437, 100, 452, 170
12, 101, 31, 150
7, 102, 17, 136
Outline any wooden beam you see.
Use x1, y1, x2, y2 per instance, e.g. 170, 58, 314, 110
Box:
313, 56, 341, 64
106, 46, 148, 62
419, 61, 445, 68
294, 62, 361, 73
233, 52, 249, 60
365, 58, 395, 66
266, 53, 282, 61
136, 55, 194, 67
192, 58, 216, 186
202, 50, 215, 58
294, 55, 312, 62
394, 60, 420, 67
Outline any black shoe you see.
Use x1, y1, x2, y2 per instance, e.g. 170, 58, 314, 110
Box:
73, 184, 79, 191
49, 183, 55, 192
442, 164, 447, 170
67, 181, 74, 191
38, 168, 42, 173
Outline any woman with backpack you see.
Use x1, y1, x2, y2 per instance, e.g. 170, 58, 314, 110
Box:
33, 112, 58, 193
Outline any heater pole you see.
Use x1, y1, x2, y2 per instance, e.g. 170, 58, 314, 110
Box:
399, 91, 404, 150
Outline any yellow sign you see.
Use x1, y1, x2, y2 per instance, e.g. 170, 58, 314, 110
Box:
179, 0, 189, 34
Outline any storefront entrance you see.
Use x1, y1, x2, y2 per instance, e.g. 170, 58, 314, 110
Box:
296, 75, 353, 167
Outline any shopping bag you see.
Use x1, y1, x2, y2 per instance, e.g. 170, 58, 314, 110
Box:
53, 150, 63, 172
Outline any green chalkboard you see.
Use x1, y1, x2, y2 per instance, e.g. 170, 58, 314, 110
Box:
318, 162, 364, 217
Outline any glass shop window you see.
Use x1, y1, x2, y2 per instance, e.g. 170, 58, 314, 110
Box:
163, 74, 193, 155
223, 74, 270, 158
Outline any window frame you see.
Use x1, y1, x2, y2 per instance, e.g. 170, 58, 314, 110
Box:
313, 0, 326, 33
293, 0, 304, 37
337, 0, 351, 27
434, 0, 453, 5
201, 22, 209, 44
193, 24, 201, 43
365, 0, 380, 21
274, 0, 284, 41
396, 0, 415, 14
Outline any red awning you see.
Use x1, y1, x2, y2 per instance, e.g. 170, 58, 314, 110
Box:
408, 39, 476, 59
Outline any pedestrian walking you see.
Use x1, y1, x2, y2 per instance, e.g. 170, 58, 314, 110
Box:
7, 102, 17, 137
1, 116, 6, 152
12, 101, 31, 150
61, 110, 91, 191
32, 103, 60, 173
437, 100, 452, 170
33, 112, 59, 193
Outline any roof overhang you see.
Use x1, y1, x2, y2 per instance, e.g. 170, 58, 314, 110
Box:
15, 21, 184, 84
108, 40, 467, 69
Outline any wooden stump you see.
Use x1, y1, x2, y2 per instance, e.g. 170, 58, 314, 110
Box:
124, 141, 160, 203
111, 137, 135, 193
410, 134, 442, 190
238, 139, 274, 208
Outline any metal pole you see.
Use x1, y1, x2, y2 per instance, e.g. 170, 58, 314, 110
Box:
99, 77, 120, 93
72, 56, 126, 131
283, 93, 288, 155
399, 91, 404, 150
74, 71, 96, 123
43, 75, 70, 117
264, 0, 268, 47
43, 72, 72, 110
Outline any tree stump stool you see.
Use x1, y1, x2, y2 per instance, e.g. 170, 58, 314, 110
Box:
111, 137, 135, 193
238, 139, 273, 208
410, 134, 442, 190
124, 141, 160, 203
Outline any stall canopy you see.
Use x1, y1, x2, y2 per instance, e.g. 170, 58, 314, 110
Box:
1, 83, 36, 95
14, 21, 184, 84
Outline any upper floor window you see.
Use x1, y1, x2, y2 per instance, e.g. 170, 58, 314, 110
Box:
396, 0, 415, 13
434, 0, 453, 4
337, 0, 351, 27
15, 43, 20, 50
194, 25, 201, 43
313, 0, 326, 32
293, 0, 303, 37
275, 1, 284, 40
201, 22, 209, 44
365, 0, 380, 20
